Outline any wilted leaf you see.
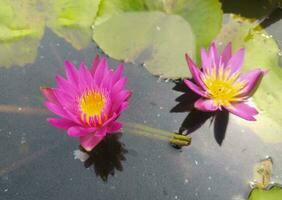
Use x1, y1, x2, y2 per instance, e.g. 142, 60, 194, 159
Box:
215, 16, 282, 143
93, 11, 195, 79
253, 158, 273, 189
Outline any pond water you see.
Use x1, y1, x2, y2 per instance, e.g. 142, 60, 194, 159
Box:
0, 1, 282, 200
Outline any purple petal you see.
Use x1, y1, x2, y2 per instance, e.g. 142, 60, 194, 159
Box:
238, 69, 265, 97
185, 54, 206, 89
225, 102, 258, 121
221, 42, 232, 66
227, 48, 244, 74
64, 60, 78, 84
47, 118, 76, 130
108, 122, 123, 133
194, 98, 218, 112
67, 126, 96, 137
80, 129, 106, 151
184, 80, 207, 98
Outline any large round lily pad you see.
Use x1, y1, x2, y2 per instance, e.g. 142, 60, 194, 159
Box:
93, 0, 222, 79
93, 11, 195, 79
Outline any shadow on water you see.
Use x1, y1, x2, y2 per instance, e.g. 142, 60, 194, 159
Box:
80, 133, 127, 182
170, 81, 229, 146
220, 0, 281, 20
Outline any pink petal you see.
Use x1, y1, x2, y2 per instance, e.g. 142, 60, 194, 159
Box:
44, 102, 69, 119
194, 98, 218, 112
113, 64, 124, 84
111, 90, 132, 112
94, 58, 107, 86
185, 54, 206, 89
111, 77, 128, 97
225, 102, 258, 121
201, 48, 212, 73
221, 42, 232, 66
41, 87, 58, 104
55, 75, 77, 95
118, 101, 129, 113
64, 60, 78, 84
80, 129, 106, 151
108, 122, 123, 133
238, 69, 265, 97
227, 48, 244, 74
47, 118, 76, 130
91, 54, 100, 75
184, 80, 207, 97
79, 62, 93, 85
208, 42, 220, 68
100, 69, 113, 89
67, 126, 96, 137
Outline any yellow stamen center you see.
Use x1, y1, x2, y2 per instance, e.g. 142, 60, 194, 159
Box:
203, 67, 246, 107
80, 91, 106, 119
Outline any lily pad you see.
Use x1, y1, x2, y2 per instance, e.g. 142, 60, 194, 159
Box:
0, 0, 45, 67
46, 0, 101, 49
215, 16, 282, 143
93, 0, 222, 78
93, 11, 195, 79
248, 185, 282, 200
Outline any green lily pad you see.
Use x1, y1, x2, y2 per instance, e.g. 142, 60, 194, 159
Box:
248, 185, 282, 200
215, 16, 282, 143
46, 0, 101, 49
93, 11, 195, 79
0, 0, 45, 67
144, 0, 222, 49
93, 0, 146, 25
93, 0, 222, 78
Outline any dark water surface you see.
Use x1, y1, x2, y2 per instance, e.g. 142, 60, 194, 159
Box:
0, 13, 282, 200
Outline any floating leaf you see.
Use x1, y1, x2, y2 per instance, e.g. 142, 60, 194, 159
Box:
215, 16, 282, 143
144, 0, 223, 49
93, 0, 222, 78
248, 185, 282, 200
0, 0, 45, 67
47, 0, 101, 49
94, 0, 146, 25
93, 11, 195, 79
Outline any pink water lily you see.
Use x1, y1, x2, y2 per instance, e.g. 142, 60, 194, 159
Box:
41, 55, 131, 151
184, 42, 266, 121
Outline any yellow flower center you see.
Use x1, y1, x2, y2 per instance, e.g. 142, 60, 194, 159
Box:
79, 90, 106, 119
203, 68, 246, 107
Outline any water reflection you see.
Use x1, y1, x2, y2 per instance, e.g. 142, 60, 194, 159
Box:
79, 133, 127, 182
171, 81, 229, 146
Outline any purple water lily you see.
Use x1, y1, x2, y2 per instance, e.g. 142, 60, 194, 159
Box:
184, 42, 265, 121
42, 55, 131, 151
